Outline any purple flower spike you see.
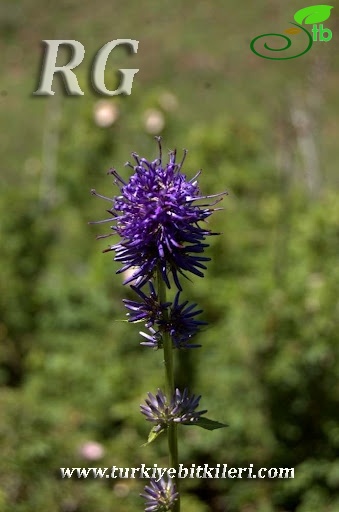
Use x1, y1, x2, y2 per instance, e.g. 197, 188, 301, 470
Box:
141, 477, 179, 512
91, 137, 226, 290
140, 388, 207, 432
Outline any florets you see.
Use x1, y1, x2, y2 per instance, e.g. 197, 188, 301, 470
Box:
140, 388, 207, 433
91, 137, 226, 290
141, 477, 179, 512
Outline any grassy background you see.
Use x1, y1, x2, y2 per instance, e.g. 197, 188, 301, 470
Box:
1, 1, 339, 511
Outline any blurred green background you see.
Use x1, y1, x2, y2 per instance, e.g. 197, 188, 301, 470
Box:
1, 1, 338, 511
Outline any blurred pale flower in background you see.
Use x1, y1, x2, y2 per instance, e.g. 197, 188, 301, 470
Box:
143, 108, 165, 134
78, 441, 105, 460
93, 100, 120, 128
158, 91, 178, 112
113, 483, 131, 497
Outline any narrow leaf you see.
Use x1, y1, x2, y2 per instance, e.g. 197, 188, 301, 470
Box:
183, 417, 228, 430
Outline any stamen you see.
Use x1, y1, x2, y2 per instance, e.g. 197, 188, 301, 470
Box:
107, 168, 127, 185
90, 189, 113, 202
96, 233, 114, 239
131, 152, 141, 165
189, 170, 201, 183
88, 218, 115, 225
179, 149, 188, 169
154, 136, 162, 163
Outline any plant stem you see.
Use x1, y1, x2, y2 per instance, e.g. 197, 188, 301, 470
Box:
156, 269, 180, 512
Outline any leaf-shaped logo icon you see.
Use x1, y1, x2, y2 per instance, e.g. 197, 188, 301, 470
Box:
294, 5, 333, 24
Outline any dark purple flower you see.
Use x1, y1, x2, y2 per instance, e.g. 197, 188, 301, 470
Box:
123, 283, 206, 349
160, 291, 206, 349
123, 282, 170, 328
140, 388, 207, 433
141, 477, 179, 512
91, 137, 226, 290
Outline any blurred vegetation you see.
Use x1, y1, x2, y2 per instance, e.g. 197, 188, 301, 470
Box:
1, 1, 339, 511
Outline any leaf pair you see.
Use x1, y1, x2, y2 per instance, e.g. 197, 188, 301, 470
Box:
143, 418, 228, 446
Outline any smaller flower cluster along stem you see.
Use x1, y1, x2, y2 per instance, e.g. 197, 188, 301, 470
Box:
156, 268, 180, 512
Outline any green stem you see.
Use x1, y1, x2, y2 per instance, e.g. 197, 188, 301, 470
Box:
156, 270, 180, 512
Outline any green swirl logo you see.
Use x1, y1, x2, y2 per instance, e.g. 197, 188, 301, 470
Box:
250, 22, 313, 60
250, 5, 333, 60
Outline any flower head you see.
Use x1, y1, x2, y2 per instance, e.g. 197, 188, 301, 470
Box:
123, 282, 170, 328
141, 477, 179, 512
160, 291, 206, 349
123, 283, 206, 349
140, 388, 207, 433
91, 137, 226, 290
